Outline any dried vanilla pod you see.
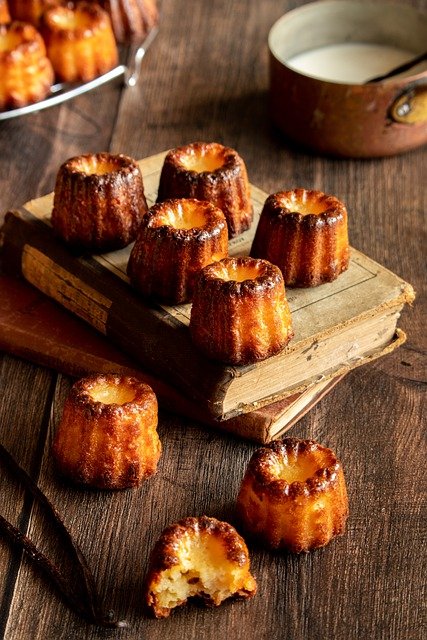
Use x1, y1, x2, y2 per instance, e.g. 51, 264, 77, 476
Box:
0, 444, 127, 628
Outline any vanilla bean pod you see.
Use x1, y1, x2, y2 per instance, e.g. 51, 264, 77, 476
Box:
0, 444, 127, 628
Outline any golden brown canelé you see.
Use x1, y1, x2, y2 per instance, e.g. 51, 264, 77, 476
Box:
0, 0, 11, 24
251, 189, 350, 287
145, 516, 257, 618
51, 152, 148, 252
127, 198, 228, 304
8, 0, 60, 26
40, 1, 118, 82
0, 22, 54, 109
237, 438, 349, 553
190, 256, 293, 365
98, 0, 158, 44
52, 374, 161, 489
157, 142, 253, 238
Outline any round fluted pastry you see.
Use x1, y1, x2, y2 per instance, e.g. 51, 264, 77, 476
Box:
51, 152, 148, 252
52, 374, 161, 489
190, 256, 293, 365
40, 1, 118, 82
251, 188, 350, 287
157, 142, 253, 238
145, 516, 257, 618
0, 21, 54, 110
237, 438, 349, 553
98, 0, 158, 44
0, 0, 11, 24
127, 198, 228, 304
8, 0, 60, 26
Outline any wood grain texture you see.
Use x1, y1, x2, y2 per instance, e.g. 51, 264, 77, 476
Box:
0, 1, 426, 639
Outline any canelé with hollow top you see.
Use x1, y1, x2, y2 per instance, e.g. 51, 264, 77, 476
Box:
237, 438, 349, 552
52, 374, 161, 489
190, 256, 293, 365
127, 198, 228, 304
157, 142, 253, 238
40, 1, 118, 82
251, 188, 349, 287
51, 152, 148, 252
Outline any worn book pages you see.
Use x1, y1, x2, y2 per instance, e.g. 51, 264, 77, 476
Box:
3, 151, 414, 419
0, 274, 344, 443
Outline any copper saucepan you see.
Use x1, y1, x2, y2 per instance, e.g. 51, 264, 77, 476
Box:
268, 0, 427, 157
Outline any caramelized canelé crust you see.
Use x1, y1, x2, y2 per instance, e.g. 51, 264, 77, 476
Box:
190, 257, 293, 365
0, 22, 54, 109
0, 0, 11, 24
51, 152, 148, 252
157, 142, 253, 238
127, 198, 228, 304
251, 189, 350, 287
8, 0, 60, 27
52, 374, 161, 489
237, 438, 349, 553
40, 1, 118, 82
98, 0, 159, 44
145, 516, 257, 618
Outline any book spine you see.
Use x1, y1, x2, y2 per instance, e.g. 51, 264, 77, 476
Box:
1, 210, 232, 418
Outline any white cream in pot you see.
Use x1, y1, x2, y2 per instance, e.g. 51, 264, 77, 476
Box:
285, 43, 416, 84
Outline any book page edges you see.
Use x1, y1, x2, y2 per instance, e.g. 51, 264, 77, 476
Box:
1, 209, 412, 418
215, 374, 346, 443
1, 210, 237, 415
227, 281, 414, 385
2, 175, 415, 420
0, 272, 348, 444
222, 326, 407, 418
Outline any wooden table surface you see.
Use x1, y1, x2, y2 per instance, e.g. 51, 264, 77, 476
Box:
0, 1, 426, 639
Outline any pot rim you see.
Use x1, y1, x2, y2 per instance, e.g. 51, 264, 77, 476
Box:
268, 0, 427, 87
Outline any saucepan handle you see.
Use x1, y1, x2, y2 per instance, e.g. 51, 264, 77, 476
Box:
389, 80, 427, 124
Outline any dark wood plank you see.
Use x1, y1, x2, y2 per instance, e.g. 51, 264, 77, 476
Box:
0, 356, 57, 637
0, 0, 426, 639
0, 81, 124, 215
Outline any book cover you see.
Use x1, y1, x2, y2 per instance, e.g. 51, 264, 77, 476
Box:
0, 152, 414, 419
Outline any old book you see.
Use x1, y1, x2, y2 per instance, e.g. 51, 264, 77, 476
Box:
0, 273, 343, 443
0, 152, 414, 420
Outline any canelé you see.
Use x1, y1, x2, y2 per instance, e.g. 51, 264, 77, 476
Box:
0, 0, 10, 24
127, 198, 228, 304
98, 0, 158, 43
251, 188, 350, 287
237, 438, 349, 552
0, 21, 54, 109
157, 142, 253, 238
51, 152, 148, 252
40, 1, 118, 82
8, 0, 60, 26
52, 374, 161, 489
190, 256, 293, 365
145, 516, 257, 618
